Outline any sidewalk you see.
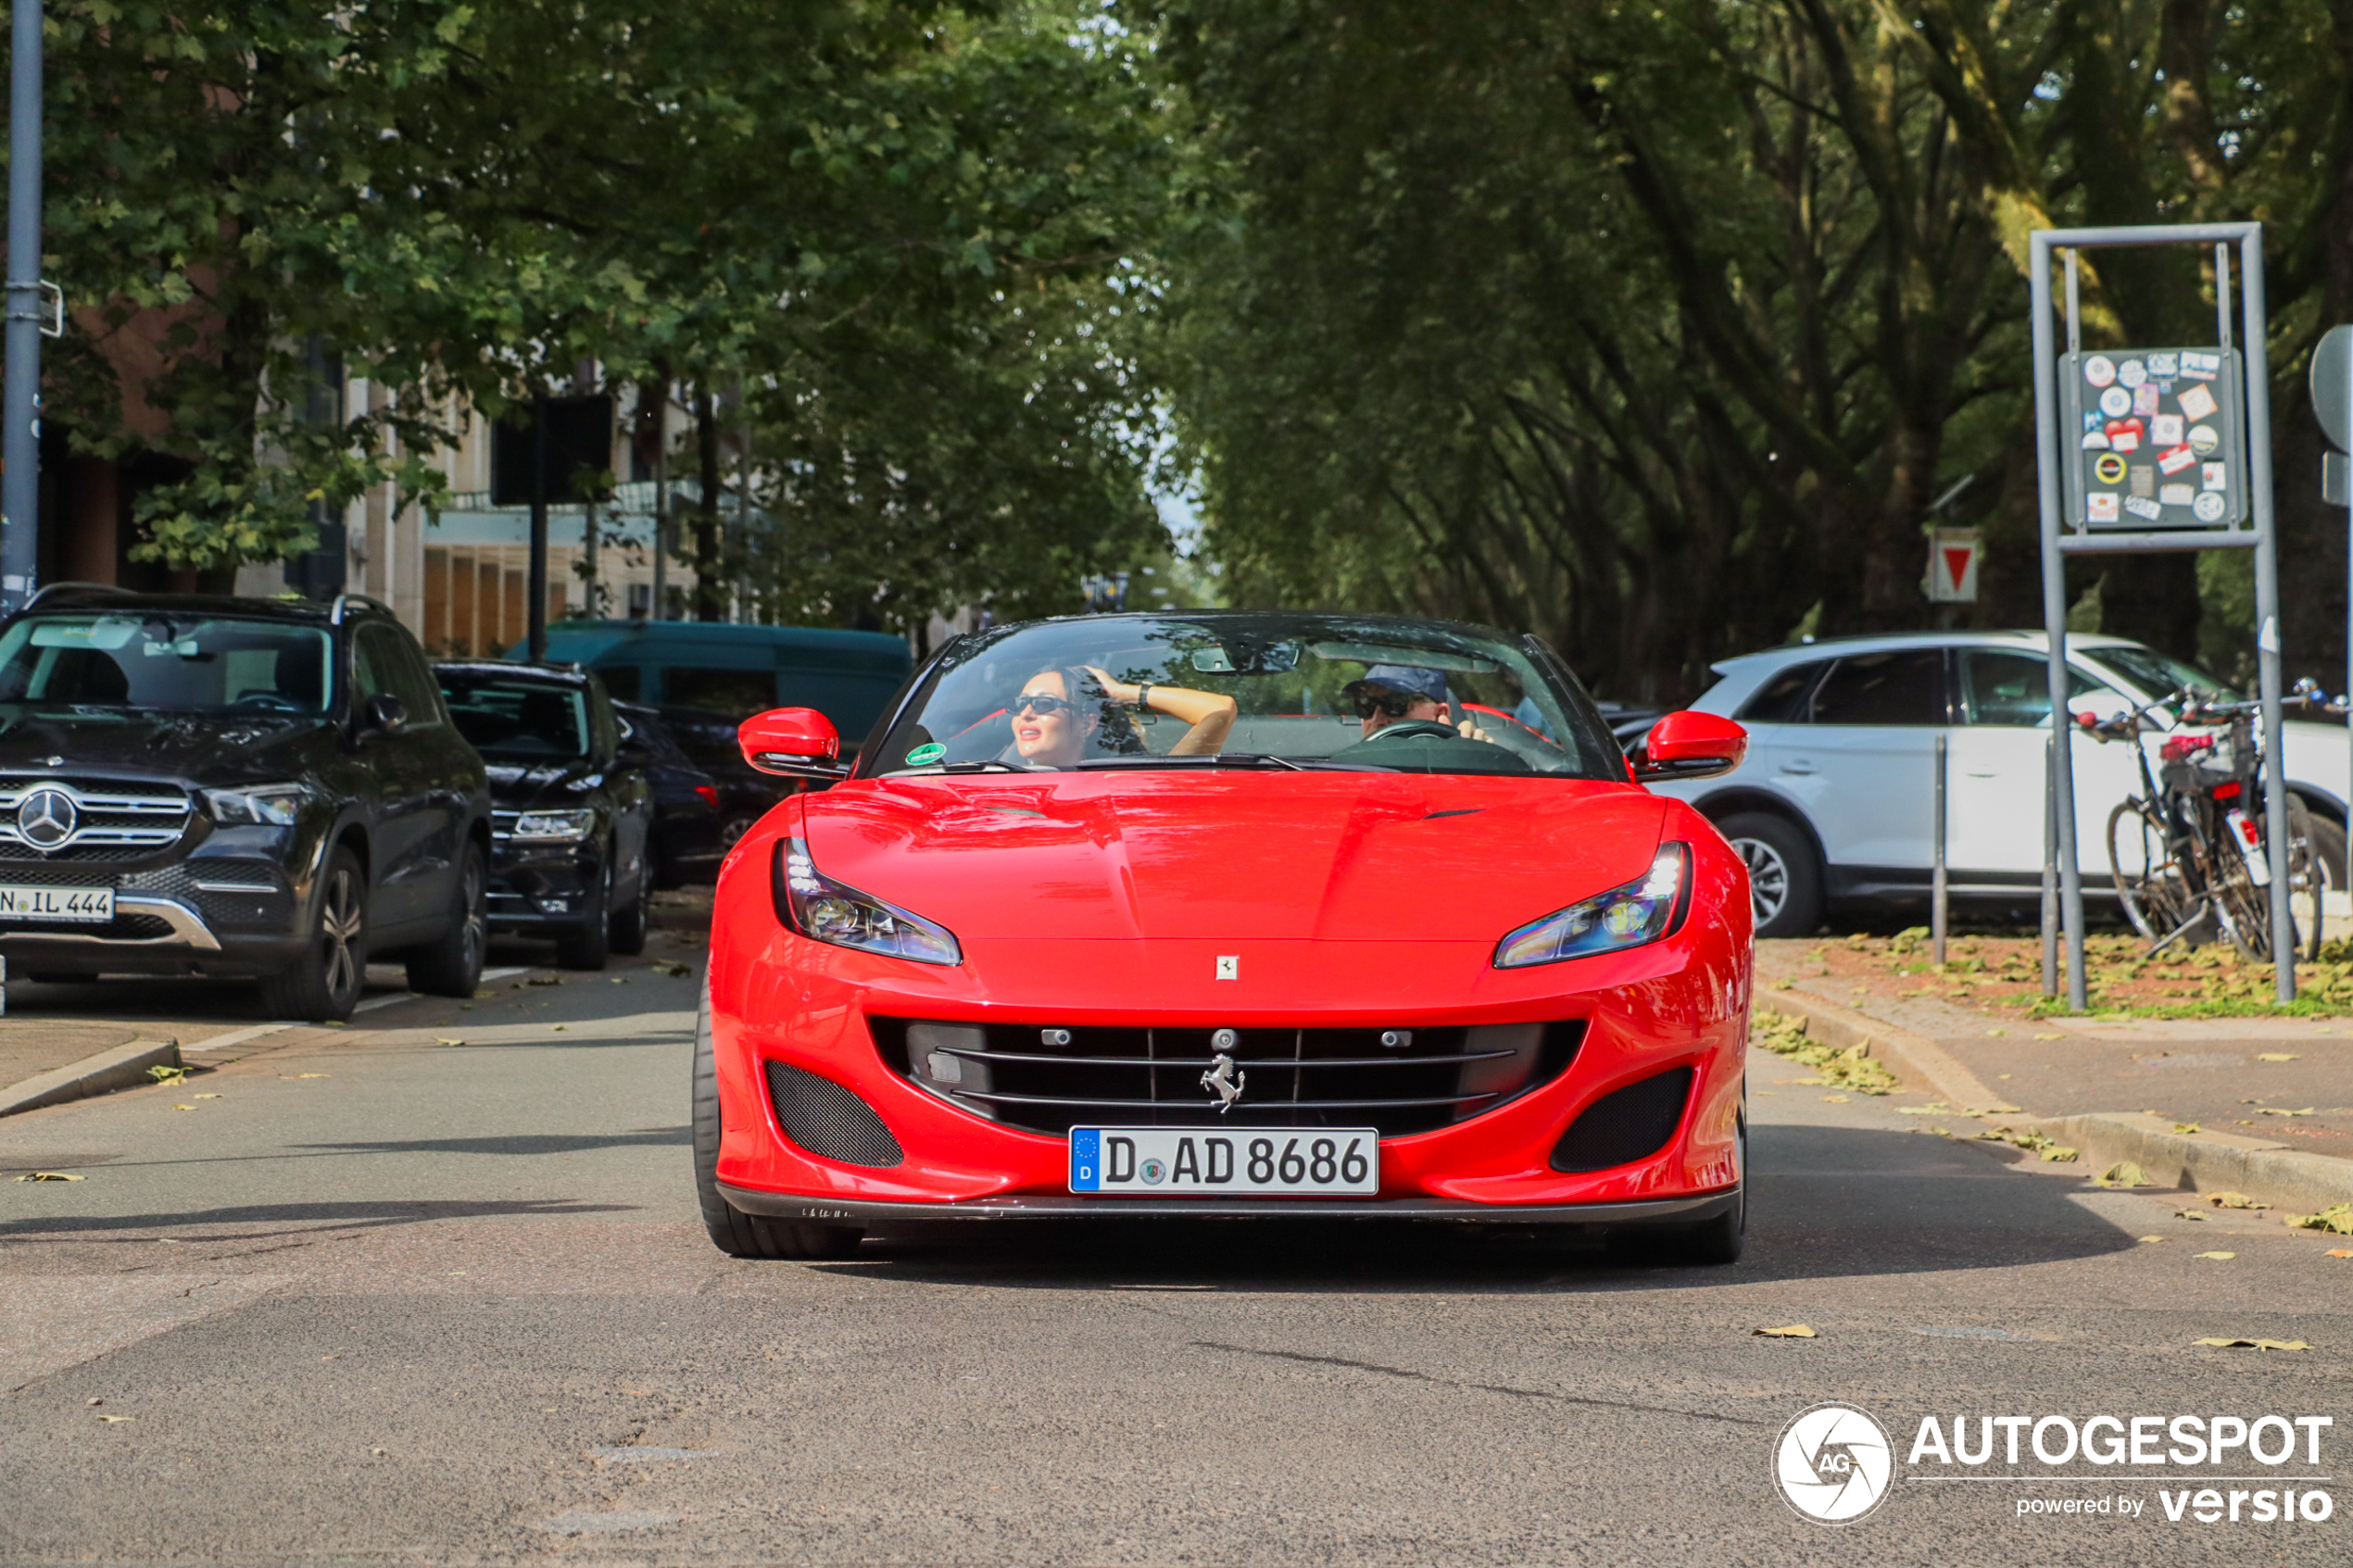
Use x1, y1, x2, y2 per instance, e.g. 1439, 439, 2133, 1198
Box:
1757, 936, 2353, 1158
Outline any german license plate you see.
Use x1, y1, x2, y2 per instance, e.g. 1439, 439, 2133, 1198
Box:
1069, 1127, 1378, 1196
0, 885, 114, 922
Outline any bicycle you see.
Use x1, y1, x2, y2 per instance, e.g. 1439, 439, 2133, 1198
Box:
2082, 682, 2332, 961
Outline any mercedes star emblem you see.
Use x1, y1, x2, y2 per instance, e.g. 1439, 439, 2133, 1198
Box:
17, 787, 78, 851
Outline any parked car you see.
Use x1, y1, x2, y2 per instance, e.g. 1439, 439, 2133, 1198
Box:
0, 587, 491, 1020
434, 661, 655, 969
615, 701, 724, 886
655, 703, 799, 847
1647, 630, 2352, 937
515, 620, 912, 750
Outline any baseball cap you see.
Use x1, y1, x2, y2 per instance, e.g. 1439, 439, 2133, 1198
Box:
1344, 664, 1449, 705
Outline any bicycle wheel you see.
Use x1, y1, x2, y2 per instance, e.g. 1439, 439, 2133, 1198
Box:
2285, 794, 2326, 960
2200, 809, 2271, 961
2107, 798, 2203, 948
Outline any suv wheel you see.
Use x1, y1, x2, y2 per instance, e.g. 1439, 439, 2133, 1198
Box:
1716, 811, 1824, 939
406, 842, 486, 997
610, 860, 649, 957
554, 855, 612, 971
260, 846, 368, 1022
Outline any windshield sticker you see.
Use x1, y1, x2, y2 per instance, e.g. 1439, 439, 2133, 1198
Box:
906, 743, 946, 766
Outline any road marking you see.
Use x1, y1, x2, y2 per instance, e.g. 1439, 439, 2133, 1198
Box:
186, 968, 532, 1051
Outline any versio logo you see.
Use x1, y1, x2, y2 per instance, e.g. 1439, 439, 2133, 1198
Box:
1775, 1402, 1895, 1525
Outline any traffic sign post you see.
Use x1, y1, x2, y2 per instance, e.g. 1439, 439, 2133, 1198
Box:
2031, 222, 2291, 1010
2314, 321, 2353, 923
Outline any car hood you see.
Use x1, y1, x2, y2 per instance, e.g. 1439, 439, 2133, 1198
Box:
799, 772, 1669, 943
0, 707, 334, 785
484, 759, 606, 809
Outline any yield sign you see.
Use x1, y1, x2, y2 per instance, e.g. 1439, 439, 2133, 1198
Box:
1925, 529, 1980, 603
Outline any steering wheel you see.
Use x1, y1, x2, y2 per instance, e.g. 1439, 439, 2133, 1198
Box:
1364, 720, 1460, 742
230, 693, 302, 713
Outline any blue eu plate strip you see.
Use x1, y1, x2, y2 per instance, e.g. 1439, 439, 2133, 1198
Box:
1069, 1128, 1101, 1192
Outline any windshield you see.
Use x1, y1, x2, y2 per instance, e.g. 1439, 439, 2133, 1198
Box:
0, 613, 333, 714
2092, 644, 2242, 703
438, 673, 591, 760
864, 613, 1624, 781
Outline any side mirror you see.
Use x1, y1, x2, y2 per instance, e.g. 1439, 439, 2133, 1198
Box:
363, 693, 408, 736
739, 707, 848, 780
1634, 711, 1746, 782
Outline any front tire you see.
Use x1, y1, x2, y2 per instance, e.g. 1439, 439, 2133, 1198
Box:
692, 981, 863, 1260
1716, 811, 1822, 939
259, 846, 368, 1022
406, 842, 487, 997
553, 855, 612, 971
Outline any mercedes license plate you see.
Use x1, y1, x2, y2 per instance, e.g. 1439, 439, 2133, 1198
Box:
1069, 1127, 1378, 1196
0, 885, 114, 922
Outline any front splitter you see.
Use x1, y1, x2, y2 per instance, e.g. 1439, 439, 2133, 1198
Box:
718, 1182, 1738, 1227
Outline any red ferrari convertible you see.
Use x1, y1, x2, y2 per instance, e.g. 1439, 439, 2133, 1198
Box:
694, 612, 1753, 1262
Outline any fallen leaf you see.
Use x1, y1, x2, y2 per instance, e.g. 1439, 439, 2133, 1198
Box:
2095, 1161, 2151, 1188
2193, 1250, 2237, 1261
296, 1073, 329, 1080
1819, 1094, 1849, 1103
2255, 1107, 2316, 1117
1986, 1028, 2009, 1037
2194, 1336, 2308, 1350
2032, 1032, 2063, 1041
2139, 1236, 2167, 1244
2173, 1123, 2201, 1135
1896, 1105, 1950, 1114
551, 1024, 569, 1033
2283, 1202, 2353, 1236
651, 960, 694, 978
527, 974, 562, 987
2324, 1248, 2353, 1259
2207, 1192, 2269, 1210
95, 1414, 133, 1423
14, 1171, 84, 1182
472, 989, 495, 999
610, 976, 628, 984
2175, 1210, 2210, 1222
193, 1093, 221, 1099
2042, 1145, 2080, 1162
2256, 1052, 2300, 1062
170, 1103, 196, 1111
1754, 1324, 1818, 1338
434, 1037, 466, 1047
145, 1064, 189, 1085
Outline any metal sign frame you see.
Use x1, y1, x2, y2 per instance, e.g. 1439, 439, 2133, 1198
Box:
2031, 221, 2291, 1010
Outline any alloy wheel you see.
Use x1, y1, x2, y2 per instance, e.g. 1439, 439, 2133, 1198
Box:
1731, 837, 1790, 926
459, 857, 486, 976
321, 867, 363, 998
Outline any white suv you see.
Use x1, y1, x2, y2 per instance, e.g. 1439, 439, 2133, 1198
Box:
1650, 632, 2350, 936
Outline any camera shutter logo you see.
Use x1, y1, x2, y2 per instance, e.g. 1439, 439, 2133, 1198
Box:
17, 788, 77, 852
1773, 1402, 1894, 1524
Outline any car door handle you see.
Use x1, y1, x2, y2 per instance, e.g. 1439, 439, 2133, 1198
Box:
1779, 760, 1818, 775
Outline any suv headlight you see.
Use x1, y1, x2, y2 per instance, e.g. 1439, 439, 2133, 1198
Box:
774, 836, 961, 965
1494, 844, 1689, 968
205, 783, 311, 827
511, 809, 598, 842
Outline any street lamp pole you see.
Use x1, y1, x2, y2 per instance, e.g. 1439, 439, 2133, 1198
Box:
2, 0, 43, 612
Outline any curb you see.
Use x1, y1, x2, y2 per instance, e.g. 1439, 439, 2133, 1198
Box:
2010, 1112, 2353, 1214
0, 1037, 181, 1118
1754, 986, 2353, 1215
1754, 984, 2012, 1110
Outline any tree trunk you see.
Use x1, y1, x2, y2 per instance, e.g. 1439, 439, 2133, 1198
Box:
693, 383, 726, 621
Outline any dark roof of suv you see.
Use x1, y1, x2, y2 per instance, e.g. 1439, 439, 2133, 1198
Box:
11, 586, 399, 625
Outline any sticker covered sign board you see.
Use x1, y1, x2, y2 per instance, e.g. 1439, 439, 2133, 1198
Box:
2065, 349, 2246, 530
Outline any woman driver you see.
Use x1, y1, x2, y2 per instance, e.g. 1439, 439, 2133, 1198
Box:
1013, 665, 1237, 768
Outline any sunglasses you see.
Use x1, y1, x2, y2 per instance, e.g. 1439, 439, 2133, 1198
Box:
1352, 691, 1422, 720
1016, 691, 1080, 718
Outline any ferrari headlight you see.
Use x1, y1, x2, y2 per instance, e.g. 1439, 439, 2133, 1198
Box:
511, 809, 597, 842
204, 783, 310, 827
1494, 844, 1689, 968
774, 836, 962, 966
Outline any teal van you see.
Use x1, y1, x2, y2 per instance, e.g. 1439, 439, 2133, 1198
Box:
514, 621, 913, 746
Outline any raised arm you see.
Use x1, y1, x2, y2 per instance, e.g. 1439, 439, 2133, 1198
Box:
1083, 665, 1238, 757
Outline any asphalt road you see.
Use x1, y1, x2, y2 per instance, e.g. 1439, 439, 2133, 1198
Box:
2, 967, 2349, 1566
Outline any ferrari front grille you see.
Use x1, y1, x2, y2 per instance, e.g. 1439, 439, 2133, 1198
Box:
763, 1060, 905, 1168
874, 1019, 1584, 1138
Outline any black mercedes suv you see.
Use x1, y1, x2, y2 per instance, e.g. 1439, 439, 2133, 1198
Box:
0, 587, 492, 1020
